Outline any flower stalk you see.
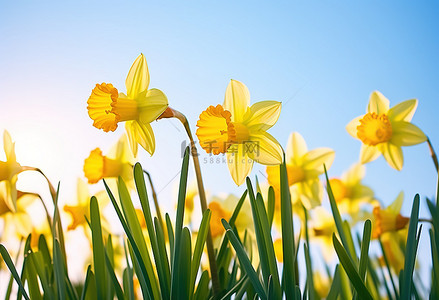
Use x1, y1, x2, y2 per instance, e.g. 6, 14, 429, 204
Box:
427, 137, 439, 172
160, 107, 221, 295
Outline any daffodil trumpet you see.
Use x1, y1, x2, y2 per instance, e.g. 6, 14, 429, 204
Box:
158, 105, 221, 295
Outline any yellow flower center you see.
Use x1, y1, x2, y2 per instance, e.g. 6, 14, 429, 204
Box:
208, 201, 231, 238
83, 148, 124, 184
328, 178, 351, 202
372, 206, 409, 238
227, 122, 250, 143
287, 165, 306, 185
357, 112, 393, 146
87, 83, 139, 132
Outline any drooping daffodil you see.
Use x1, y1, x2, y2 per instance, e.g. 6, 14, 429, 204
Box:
87, 54, 169, 157
83, 135, 135, 186
266, 132, 335, 209
372, 191, 409, 239
0, 130, 24, 212
346, 91, 427, 170
196, 79, 283, 185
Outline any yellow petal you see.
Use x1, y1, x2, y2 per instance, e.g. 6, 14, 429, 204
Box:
3, 131, 15, 162
302, 148, 335, 175
388, 191, 404, 214
138, 88, 169, 124
343, 163, 365, 185
297, 179, 322, 209
346, 116, 362, 139
247, 131, 283, 165
391, 121, 427, 146
360, 144, 381, 164
77, 178, 90, 205
227, 144, 254, 185
367, 91, 390, 114
126, 54, 150, 99
286, 132, 308, 164
125, 121, 155, 157
379, 143, 403, 171
387, 99, 418, 122
245, 101, 281, 131
224, 79, 250, 123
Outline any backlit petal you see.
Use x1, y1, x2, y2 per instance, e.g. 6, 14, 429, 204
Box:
387, 99, 418, 122
343, 163, 365, 184
227, 144, 254, 185
379, 143, 403, 171
297, 179, 322, 209
247, 131, 283, 165
359, 144, 381, 164
302, 148, 335, 174
3, 131, 14, 161
286, 132, 308, 164
125, 121, 155, 157
391, 121, 427, 146
126, 54, 150, 99
367, 91, 390, 114
346, 116, 362, 139
245, 101, 281, 131
224, 80, 250, 122
138, 88, 169, 124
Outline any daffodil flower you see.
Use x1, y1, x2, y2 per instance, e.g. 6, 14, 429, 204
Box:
266, 132, 335, 209
329, 163, 374, 221
372, 191, 409, 239
83, 135, 135, 185
196, 79, 283, 185
63, 178, 109, 233
0, 131, 24, 212
87, 54, 168, 157
346, 91, 427, 170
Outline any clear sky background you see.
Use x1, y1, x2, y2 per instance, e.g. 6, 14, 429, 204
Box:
0, 0, 438, 286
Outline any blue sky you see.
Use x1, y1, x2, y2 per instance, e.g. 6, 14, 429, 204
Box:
0, 0, 438, 282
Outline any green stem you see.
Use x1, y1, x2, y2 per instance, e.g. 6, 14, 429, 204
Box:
427, 137, 438, 172
171, 108, 221, 296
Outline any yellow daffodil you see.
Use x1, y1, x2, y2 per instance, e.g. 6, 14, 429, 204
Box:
87, 54, 168, 157
63, 178, 109, 234
0, 184, 35, 241
196, 79, 283, 185
346, 91, 427, 170
83, 135, 135, 185
208, 194, 253, 242
266, 132, 335, 209
372, 191, 409, 239
308, 207, 336, 261
379, 230, 407, 273
0, 131, 24, 212
273, 238, 283, 262
329, 163, 374, 221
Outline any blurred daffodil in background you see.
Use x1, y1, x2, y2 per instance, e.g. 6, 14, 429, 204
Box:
346, 91, 427, 170
372, 191, 409, 239
87, 54, 169, 157
83, 135, 135, 186
0, 131, 24, 212
266, 132, 335, 209
196, 79, 283, 185
329, 163, 374, 222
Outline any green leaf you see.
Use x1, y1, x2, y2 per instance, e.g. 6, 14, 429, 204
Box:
222, 219, 267, 300
326, 265, 341, 300
53, 239, 67, 300
104, 252, 124, 300
190, 209, 211, 298
81, 266, 97, 300
194, 270, 210, 300
332, 234, 372, 300
0, 245, 30, 300
267, 186, 275, 229
400, 194, 421, 299
154, 217, 171, 294
166, 213, 175, 264
358, 220, 371, 281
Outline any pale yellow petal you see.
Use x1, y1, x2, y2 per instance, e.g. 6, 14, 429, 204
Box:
247, 131, 283, 165
286, 132, 308, 164
359, 144, 381, 164
125, 121, 155, 157
302, 148, 335, 174
224, 79, 250, 122
343, 163, 365, 185
346, 116, 362, 139
3, 130, 14, 161
138, 88, 169, 124
77, 178, 90, 205
388, 191, 404, 214
245, 101, 281, 131
391, 121, 427, 146
126, 54, 150, 99
297, 179, 322, 209
367, 91, 390, 114
387, 99, 418, 122
379, 143, 403, 171
227, 144, 254, 185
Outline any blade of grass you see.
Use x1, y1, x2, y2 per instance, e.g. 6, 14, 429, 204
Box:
0, 245, 30, 300
104, 252, 124, 300
90, 196, 107, 300
80, 266, 97, 300
358, 220, 371, 281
